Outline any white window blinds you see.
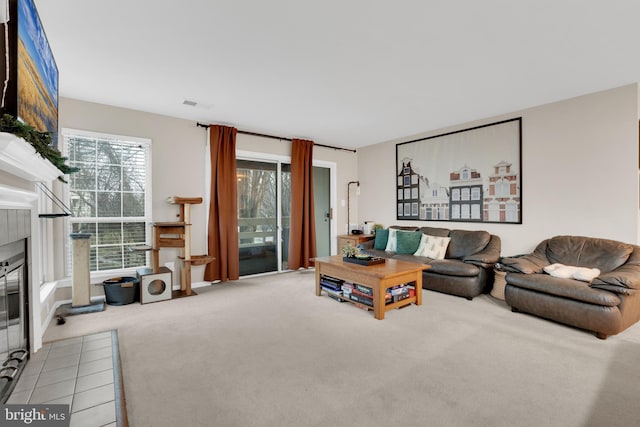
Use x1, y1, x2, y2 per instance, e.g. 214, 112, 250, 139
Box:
63, 129, 152, 274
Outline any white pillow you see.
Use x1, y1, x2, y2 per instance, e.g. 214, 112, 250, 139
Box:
573, 268, 601, 282
543, 263, 574, 278
413, 234, 451, 259
543, 263, 601, 283
385, 228, 398, 252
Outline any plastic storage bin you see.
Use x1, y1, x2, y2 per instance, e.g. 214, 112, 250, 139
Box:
102, 277, 139, 305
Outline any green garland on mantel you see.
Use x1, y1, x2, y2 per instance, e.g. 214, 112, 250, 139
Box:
0, 114, 79, 181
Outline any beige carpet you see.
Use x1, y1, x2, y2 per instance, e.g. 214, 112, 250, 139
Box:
44, 270, 640, 427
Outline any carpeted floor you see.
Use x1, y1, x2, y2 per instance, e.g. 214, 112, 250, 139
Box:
44, 270, 640, 427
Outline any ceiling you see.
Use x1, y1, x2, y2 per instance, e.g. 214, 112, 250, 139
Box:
34, 1, 640, 149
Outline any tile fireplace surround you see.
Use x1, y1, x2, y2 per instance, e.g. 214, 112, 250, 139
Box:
0, 132, 61, 400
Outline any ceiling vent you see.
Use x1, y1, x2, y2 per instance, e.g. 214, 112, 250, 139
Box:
182, 99, 213, 110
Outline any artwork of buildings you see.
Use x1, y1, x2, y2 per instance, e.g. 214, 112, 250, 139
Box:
483, 160, 520, 222
449, 165, 483, 221
397, 160, 520, 223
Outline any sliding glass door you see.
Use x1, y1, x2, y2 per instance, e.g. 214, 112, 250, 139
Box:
313, 166, 331, 257
237, 159, 289, 275
236, 157, 332, 275
280, 164, 291, 270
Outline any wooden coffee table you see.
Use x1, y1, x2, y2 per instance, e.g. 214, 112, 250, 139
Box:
313, 255, 430, 320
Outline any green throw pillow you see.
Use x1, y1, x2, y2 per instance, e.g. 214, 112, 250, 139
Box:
373, 229, 389, 250
396, 231, 423, 254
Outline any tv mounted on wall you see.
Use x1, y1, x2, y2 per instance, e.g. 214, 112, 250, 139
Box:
1, 0, 59, 145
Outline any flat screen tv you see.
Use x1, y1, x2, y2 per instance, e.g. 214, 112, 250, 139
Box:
1, 0, 59, 145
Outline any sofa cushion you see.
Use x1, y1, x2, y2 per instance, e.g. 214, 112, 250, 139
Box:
506, 273, 621, 307
446, 230, 490, 259
546, 236, 633, 273
396, 231, 422, 254
418, 226, 450, 238
392, 253, 430, 264
373, 229, 389, 250
362, 248, 395, 259
389, 226, 420, 232
426, 259, 481, 277
414, 234, 450, 259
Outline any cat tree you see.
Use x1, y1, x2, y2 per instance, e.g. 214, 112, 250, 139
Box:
150, 196, 214, 297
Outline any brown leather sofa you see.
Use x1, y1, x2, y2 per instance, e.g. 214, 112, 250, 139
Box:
501, 235, 640, 339
360, 226, 501, 299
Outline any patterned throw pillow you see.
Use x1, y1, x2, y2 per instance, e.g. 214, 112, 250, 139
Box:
396, 231, 423, 254
413, 234, 451, 259
384, 228, 398, 252
373, 229, 389, 250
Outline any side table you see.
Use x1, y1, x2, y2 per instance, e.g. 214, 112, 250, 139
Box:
337, 234, 374, 252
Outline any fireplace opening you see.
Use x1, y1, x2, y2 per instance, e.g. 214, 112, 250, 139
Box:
0, 238, 29, 403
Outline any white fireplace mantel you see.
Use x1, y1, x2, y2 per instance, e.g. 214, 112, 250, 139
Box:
0, 132, 61, 182
0, 131, 62, 354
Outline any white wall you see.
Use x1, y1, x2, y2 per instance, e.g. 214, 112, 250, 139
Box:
57, 98, 208, 278
357, 84, 640, 255
59, 84, 638, 264
56, 98, 358, 280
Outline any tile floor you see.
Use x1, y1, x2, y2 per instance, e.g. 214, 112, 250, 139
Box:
6, 330, 124, 427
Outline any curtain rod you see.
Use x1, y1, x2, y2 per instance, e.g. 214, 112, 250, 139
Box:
197, 122, 356, 153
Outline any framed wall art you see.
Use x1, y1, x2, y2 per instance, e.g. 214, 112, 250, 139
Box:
396, 118, 522, 224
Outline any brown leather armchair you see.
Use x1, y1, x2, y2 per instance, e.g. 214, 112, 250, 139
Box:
501, 235, 640, 339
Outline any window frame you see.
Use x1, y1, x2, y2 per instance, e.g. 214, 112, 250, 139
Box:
61, 128, 153, 278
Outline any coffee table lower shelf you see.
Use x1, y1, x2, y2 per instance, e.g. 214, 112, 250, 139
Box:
320, 288, 417, 312
313, 255, 430, 320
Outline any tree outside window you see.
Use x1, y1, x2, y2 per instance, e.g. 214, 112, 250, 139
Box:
64, 130, 151, 274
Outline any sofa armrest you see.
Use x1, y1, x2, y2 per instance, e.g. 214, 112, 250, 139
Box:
589, 246, 640, 292
501, 253, 548, 274
499, 239, 549, 274
358, 240, 374, 250
591, 265, 640, 291
462, 235, 501, 268
589, 283, 636, 296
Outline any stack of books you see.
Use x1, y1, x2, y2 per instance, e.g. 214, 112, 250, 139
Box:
320, 276, 415, 308
341, 282, 354, 297
389, 284, 412, 303
348, 283, 395, 306
320, 276, 344, 302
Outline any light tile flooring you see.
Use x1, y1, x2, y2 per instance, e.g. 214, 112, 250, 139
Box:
6, 330, 124, 427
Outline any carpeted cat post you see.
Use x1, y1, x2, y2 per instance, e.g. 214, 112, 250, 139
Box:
71, 233, 92, 307
55, 233, 105, 323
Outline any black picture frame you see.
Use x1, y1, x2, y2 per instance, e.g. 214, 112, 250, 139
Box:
1, 0, 59, 145
395, 118, 522, 224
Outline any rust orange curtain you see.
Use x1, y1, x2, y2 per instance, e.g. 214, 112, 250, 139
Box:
205, 125, 239, 282
288, 139, 316, 269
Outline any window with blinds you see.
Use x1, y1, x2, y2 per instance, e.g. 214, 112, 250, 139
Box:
63, 129, 152, 274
